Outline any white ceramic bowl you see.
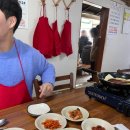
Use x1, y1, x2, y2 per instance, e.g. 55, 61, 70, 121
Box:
27, 103, 50, 117
61, 106, 89, 122
81, 118, 115, 130
63, 128, 80, 130
5, 128, 25, 130
35, 113, 67, 130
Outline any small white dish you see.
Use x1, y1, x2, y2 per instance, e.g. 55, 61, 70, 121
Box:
61, 106, 89, 122
81, 118, 115, 130
63, 128, 80, 130
35, 113, 67, 130
27, 103, 50, 117
5, 128, 25, 130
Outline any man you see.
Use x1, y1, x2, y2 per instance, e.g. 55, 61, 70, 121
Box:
78, 30, 91, 58
0, 0, 55, 110
90, 27, 99, 65
90, 27, 99, 81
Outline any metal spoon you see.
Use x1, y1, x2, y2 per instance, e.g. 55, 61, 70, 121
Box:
115, 127, 119, 130
0, 119, 7, 127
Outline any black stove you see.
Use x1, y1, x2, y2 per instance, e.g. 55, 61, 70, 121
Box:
85, 83, 130, 116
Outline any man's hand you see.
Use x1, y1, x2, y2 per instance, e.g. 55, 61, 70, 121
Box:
39, 83, 53, 98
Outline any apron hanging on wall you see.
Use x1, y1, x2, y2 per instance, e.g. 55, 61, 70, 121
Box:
61, 0, 75, 56
33, 2, 53, 58
52, 0, 61, 56
61, 10, 72, 56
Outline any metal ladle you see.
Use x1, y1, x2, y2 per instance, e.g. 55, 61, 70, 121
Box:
0, 119, 7, 127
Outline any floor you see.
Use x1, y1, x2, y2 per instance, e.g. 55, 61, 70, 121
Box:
76, 71, 94, 88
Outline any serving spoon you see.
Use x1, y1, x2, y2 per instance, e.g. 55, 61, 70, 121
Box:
0, 119, 7, 127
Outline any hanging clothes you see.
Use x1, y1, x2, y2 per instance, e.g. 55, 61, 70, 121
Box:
61, 9, 73, 56
33, 4, 53, 58
0, 41, 32, 110
52, 4, 61, 56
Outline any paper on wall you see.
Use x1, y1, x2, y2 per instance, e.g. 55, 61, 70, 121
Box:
122, 9, 130, 34
18, 0, 28, 29
107, 1, 122, 38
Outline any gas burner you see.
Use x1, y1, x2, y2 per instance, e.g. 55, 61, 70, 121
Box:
85, 84, 130, 116
126, 98, 130, 104
95, 83, 130, 97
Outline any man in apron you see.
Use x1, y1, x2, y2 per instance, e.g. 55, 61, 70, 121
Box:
0, 0, 55, 110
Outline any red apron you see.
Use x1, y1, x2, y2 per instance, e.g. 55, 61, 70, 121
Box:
61, 10, 73, 56
0, 43, 32, 110
52, 5, 61, 57
52, 20, 61, 56
33, 5, 53, 58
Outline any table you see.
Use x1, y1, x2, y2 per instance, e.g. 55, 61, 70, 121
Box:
0, 88, 130, 129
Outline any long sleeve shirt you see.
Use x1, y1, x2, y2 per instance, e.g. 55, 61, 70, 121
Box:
0, 39, 55, 96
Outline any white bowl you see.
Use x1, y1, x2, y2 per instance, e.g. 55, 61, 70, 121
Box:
27, 103, 50, 117
61, 106, 89, 122
35, 113, 67, 130
63, 128, 80, 130
5, 128, 25, 130
81, 118, 115, 130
